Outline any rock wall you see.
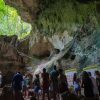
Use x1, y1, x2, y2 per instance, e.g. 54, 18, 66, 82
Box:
5, 0, 39, 23
4, 0, 100, 71
0, 35, 25, 73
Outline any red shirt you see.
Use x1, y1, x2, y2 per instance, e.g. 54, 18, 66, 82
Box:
41, 72, 49, 89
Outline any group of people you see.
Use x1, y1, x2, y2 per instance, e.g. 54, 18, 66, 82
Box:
11, 66, 68, 100
33, 66, 68, 100
22, 66, 68, 100
73, 71, 100, 99
0, 66, 100, 100
32, 67, 100, 100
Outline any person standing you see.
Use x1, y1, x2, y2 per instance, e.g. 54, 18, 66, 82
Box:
0, 71, 2, 87
12, 72, 23, 100
58, 69, 69, 100
33, 74, 41, 100
41, 68, 50, 100
22, 74, 29, 99
73, 73, 81, 96
88, 72, 99, 98
81, 71, 94, 98
50, 65, 59, 100
95, 71, 100, 96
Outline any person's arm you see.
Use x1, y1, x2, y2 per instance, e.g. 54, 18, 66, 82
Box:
96, 78, 100, 86
48, 73, 50, 85
81, 79, 84, 88
64, 75, 68, 86
41, 73, 43, 87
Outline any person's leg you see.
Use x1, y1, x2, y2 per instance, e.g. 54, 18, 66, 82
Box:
20, 91, 24, 100
13, 90, 15, 100
26, 88, 29, 98
75, 89, 78, 96
52, 84, 57, 100
22, 86, 24, 97
23, 88, 28, 98
37, 90, 40, 100
15, 91, 19, 100
78, 90, 81, 96
24, 88, 27, 97
53, 90, 56, 100
47, 91, 50, 100
23, 91, 25, 98
56, 92, 60, 100
37, 95, 39, 100
99, 86, 100, 97
54, 82, 59, 100
42, 90, 45, 100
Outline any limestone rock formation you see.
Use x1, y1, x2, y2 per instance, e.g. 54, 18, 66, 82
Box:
30, 37, 53, 57
0, 35, 25, 73
4, 0, 100, 72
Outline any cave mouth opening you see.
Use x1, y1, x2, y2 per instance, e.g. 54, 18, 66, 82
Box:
0, 0, 32, 40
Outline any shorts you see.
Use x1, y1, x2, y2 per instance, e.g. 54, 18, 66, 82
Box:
23, 85, 27, 91
75, 87, 81, 93
53, 82, 58, 92
34, 86, 40, 94
43, 87, 49, 93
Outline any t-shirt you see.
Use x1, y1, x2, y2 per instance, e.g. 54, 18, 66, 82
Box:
34, 78, 40, 87
50, 69, 59, 82
23, 77, 29, 86
41, 72, 49, 89
73, 81, 80, 89
12, 73, 23, 91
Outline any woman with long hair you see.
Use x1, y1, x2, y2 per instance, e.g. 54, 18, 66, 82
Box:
81, 71, 94, 98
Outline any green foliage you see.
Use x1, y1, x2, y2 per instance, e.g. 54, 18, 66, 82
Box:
0, 0, 31, 39
36, 0, 98, 35
0, 0, 5, 9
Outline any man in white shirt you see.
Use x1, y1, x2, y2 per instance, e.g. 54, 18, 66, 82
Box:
88, 72, 99, 96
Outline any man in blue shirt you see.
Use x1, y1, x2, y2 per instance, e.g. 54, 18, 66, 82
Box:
12, 72, 23, 100
12, 72, 23, 91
